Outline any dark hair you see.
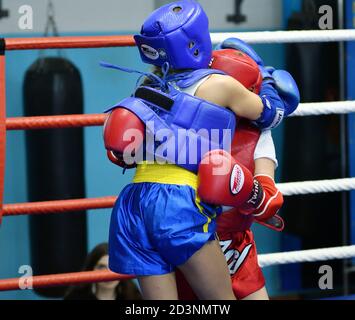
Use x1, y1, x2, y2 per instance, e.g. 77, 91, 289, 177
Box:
142, 66, 189, 86
64, 243, 142, 300
82, 242, 109, 272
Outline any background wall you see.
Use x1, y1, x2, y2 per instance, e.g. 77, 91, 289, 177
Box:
1, 0, 283, 34
0, 0, 286, 299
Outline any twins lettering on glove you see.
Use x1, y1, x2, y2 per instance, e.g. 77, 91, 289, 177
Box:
197, 151, 283, 224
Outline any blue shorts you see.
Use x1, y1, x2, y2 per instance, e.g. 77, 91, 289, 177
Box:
108, 180, 220, 276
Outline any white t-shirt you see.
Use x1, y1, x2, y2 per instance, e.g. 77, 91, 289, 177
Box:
176, 75, 278, 167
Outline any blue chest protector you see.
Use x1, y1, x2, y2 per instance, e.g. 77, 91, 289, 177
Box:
105, 67, 237, 173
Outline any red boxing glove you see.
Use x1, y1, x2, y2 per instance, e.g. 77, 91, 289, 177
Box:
103, 108, 145, 168
106, 150, 137, 169
198, 150, 255, 207
241, 175, 284, 221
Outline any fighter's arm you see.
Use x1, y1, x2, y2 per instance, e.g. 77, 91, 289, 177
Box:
254, 157, 275, 179
209, 38, 300, 130
196, 74, 264, 121
254, 129, 277, 178
248, 133, 284, 230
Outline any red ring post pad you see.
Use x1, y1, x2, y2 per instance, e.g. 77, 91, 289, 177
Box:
0, 38, 6, 225
5, 35, 135, 51
0, 270, 135, 291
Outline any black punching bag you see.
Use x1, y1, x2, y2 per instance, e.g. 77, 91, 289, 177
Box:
24, 57, 87, 298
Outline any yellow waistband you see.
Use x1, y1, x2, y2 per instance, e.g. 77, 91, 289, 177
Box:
133, 162, 198, 190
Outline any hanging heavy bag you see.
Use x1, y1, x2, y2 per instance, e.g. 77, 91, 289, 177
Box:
24, 57, 87, 298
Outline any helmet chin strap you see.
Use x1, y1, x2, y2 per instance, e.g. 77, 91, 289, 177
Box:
100, 60, 208, 94
161, 62, 170, 84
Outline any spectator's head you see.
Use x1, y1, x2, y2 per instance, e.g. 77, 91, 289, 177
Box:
82, 243, 119, 291
65, 243, 141, 300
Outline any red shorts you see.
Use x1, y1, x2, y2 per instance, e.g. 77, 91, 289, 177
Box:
176, 229, 265, 300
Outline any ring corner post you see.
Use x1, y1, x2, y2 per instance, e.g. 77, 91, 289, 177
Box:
0, 37, 6, 226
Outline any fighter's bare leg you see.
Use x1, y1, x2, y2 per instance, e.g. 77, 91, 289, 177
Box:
138, 272, 178, 300
178, 240, 236, 300
242, 286, 269, 300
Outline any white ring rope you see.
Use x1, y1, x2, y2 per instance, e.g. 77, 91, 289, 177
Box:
211, 29, 355, 44
258, 245, 355, 267
292, 101, 355, 117
277, 178, 355, 196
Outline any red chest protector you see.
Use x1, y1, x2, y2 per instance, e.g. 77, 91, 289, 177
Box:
217, 120, 261, 234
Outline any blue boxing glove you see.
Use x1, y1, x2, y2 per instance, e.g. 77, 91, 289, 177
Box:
255, 71, 300, 128
256, 83, 286, 130
268, 69, 300, 117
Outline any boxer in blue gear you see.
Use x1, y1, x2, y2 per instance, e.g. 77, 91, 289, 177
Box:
106, 1, 237, 300
102, 69, 236, 173
105, 0, 299, 300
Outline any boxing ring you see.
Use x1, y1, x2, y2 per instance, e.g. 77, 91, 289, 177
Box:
1, 29, 355, 292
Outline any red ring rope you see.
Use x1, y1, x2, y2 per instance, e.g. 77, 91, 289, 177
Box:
6, 114, 107, 130
5, 35, 135, 51
0, 270, 134, 291
3, 196, 117, 216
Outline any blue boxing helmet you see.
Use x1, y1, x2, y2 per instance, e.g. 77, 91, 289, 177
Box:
134, 0, 212, 70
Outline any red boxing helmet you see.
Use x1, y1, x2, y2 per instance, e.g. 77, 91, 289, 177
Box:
211, 49, 262, 94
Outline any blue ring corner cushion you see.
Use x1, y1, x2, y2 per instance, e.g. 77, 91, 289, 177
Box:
24, 57, 87, 298
110, 83, 236, 173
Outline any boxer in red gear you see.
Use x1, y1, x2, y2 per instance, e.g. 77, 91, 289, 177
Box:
177, 121, 275, 300
197, 49, 284, 226
176, 49, 284, 300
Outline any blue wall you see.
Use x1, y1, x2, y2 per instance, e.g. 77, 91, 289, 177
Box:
282, 0, 302, 28
0, 31, 286, 299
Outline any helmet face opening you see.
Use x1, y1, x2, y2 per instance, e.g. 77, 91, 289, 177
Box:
134, 0, 212, 70
173, 6, 182, 13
